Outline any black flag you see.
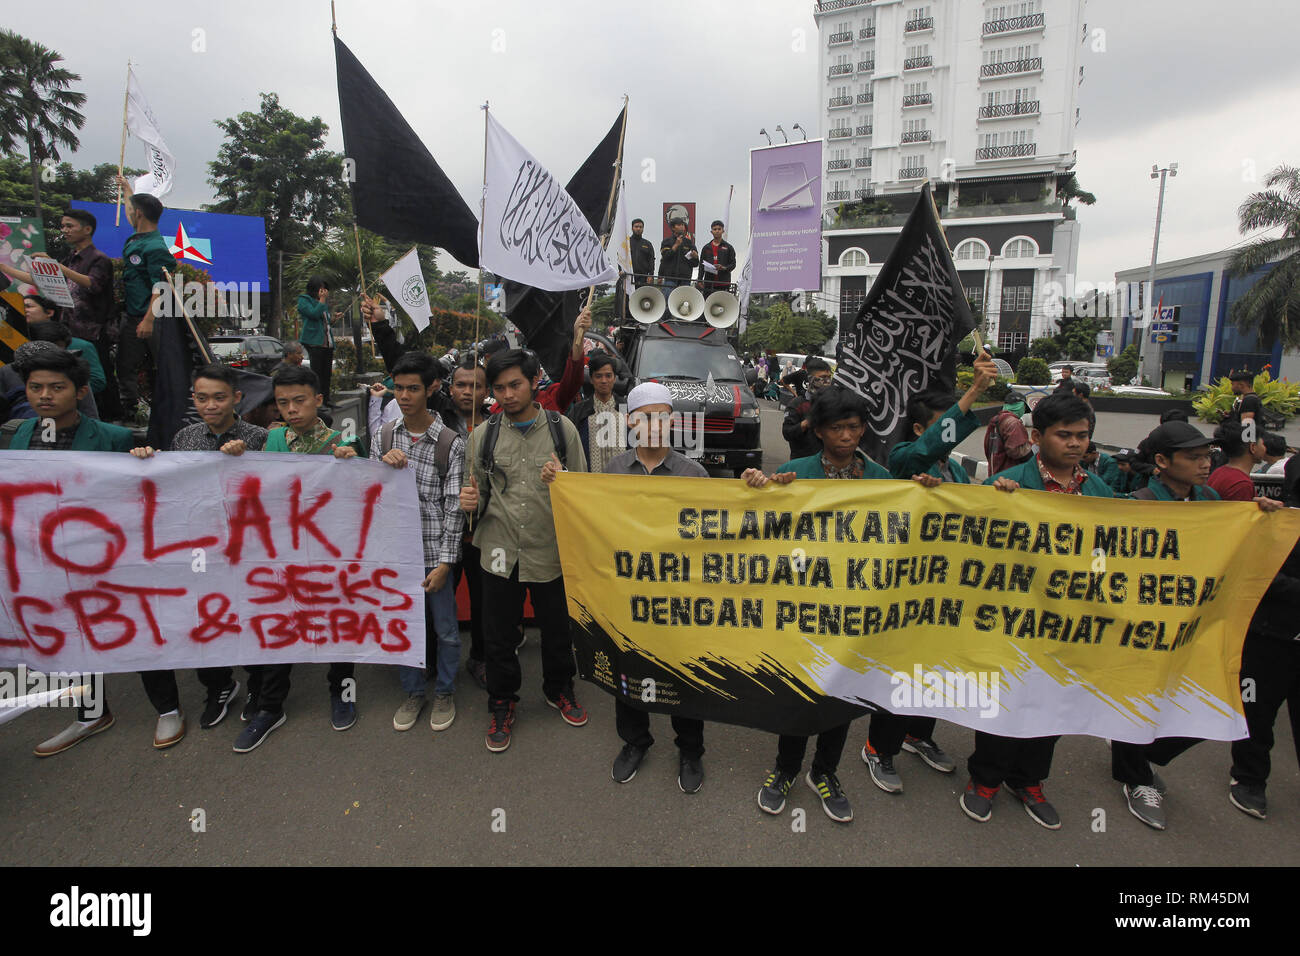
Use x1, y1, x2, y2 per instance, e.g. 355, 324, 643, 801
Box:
503, 107, 624, 380
334, 35, 480, 267
837, 182, 975, 462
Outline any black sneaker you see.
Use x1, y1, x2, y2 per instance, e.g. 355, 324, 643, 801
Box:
1008, 783, 1061, 830
485, 701, 516, 753
1228, 779, 1267, 820
960, 778, 999, 823
233, 710, 286, 753
806, 769, 853, 823
612, 743, 648, 783
241, 690, 260, 722
758, 768, 796, 814
200, 680, 240, 729
678, 755, 704, 794
330, 692, 356, 731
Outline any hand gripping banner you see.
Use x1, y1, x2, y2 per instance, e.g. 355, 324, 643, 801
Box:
550, 474, 1300, 741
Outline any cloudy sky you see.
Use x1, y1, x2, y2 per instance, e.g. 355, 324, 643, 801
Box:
17, 0, 1300, 288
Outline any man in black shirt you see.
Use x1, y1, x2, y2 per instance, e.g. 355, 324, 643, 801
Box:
1052, 365, 1076, 395
628, 218, 656, 285
1228, 370, 1263, 433
697, 220, 737, 291
658, 218, 698, 288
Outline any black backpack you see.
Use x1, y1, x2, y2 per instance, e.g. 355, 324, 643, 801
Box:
475, 410, 568, 513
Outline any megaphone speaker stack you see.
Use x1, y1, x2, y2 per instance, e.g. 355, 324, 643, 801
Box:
704, 291, 740, 329
667, 285, 706, 322
629, 285, 666, 323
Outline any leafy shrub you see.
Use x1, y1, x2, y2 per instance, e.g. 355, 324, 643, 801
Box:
1193, 369, 1299, 423
1014, 356, 1051, 386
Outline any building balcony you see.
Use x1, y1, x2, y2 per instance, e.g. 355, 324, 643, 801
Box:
815, 0, 872, 13
902, 92, 933, 107
899, 166, 927, 180
856, 91, 873, 104
828, 158, 852, 171
980, 57, 1043, 78
976, 143, 1037, 160
829, 31, 853, 46
828, 95, 853, 109
901, 129, 932, 143
855, 124, 873, 137
829, 63, 854, 77
859, 25, 875, 39
826, 189, 852, 202
854, 156, 872, 168
857, 58, 875, 72
854, 187, 875, 199
978, 100, 1040, 119
982, 12, 1045, 36
903, 55, 934, 70
905, 16, 935, 32
828, 127, 853, 139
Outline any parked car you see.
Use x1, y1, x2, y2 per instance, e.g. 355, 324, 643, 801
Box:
1109, 385, 1171, 397
209, 335, 286, 375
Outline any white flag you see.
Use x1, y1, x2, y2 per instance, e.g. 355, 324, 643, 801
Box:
480, 113, 616, 291
611, 180, 633, 273
126, 68, 176, 199
737, 249, 753, 323
380, 247, 433, 332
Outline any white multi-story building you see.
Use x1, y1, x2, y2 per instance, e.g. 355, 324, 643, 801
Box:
813, 0, 1087, 353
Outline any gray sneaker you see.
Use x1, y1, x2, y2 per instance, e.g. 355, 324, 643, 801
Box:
861, 743, 903, 793
393, 694, 426, 731
429, 694, 456, 731
1123, 783, 1167, 830
902, 735, 956, 773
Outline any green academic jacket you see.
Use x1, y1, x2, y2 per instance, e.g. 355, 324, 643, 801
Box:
7, 415, 134, 452
780, 450, 891, 480
887, 403, 977, 483
984, 456, 1114, 498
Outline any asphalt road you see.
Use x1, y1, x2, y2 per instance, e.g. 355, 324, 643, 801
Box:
2, 402, 1296, 866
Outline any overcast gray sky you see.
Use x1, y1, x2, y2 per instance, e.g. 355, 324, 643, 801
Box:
19, 0, 1300, 288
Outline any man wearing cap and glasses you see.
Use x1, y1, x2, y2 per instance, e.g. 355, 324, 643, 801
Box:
550, 382, 711, 793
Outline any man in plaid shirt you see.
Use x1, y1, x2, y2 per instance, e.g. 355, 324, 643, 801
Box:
372, 353, 467, 734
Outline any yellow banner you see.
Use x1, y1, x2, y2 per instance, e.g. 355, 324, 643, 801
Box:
550, 474, 1300, 741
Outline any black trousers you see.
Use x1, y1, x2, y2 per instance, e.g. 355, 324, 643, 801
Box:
615, 698, 704, 759
1111, 737, 1203, 786
306, 345, 334, 405
1231, 633, 1300, 789
139, 667, 232, 714
776, 722, 852, 777
968, 732, 1059, 789
481, 566, 574, 704
868, 712, 938, 757
92, 335, 122, 421
116, 317, 158, 411
452, 541, 485, 662
248, 661, 354, 715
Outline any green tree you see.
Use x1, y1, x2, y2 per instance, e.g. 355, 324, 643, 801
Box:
206, 93, 348, 335
1107, 344, 1139, 386
0, 31, 86, 223
1015, 356, 1051, 385
1028, 337, 1061, 362
740, 301, 826, 353
1053, 313, 1103, 360
1057, 173, 1097, 209
1226, 164, 1300, 349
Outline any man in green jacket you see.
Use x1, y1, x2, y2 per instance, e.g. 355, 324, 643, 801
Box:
296, 276, 341, 406
1, 347, 134, 757
26, 308, 107, 397
113, 178, 173, 423
743, 386, 939, 825
861, 352, 1001, 794
961, 393, 1113, 830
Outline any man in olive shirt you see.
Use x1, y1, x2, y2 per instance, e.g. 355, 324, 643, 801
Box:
557, 382, 710, 794
459, 348, 588, 753
114, 178, 174, 422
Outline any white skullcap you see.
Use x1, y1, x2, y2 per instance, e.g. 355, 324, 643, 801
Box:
626, 382, 674, 412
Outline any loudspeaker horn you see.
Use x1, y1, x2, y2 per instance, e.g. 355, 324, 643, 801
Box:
703, 291, 740, 329
628, 285, 666, 323
666, 285, 705, 322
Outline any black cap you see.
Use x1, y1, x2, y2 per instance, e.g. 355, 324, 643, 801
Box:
1146, 421, 1213, 455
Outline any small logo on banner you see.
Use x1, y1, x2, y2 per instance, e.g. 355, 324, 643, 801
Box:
400, 275, 425, 308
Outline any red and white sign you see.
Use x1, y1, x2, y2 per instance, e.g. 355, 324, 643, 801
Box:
26, 256, 75, 308
0, 452, 427, 673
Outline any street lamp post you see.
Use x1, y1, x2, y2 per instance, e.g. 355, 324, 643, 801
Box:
1138, 162, 1177, 385
792, 123, 808, 141
759, 128, 772, 145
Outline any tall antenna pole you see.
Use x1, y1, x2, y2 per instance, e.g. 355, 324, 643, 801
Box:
115, 61, 130, 226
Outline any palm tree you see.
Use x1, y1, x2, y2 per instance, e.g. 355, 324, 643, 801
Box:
0, 31, 86, 220
1228, 164, 1300, 350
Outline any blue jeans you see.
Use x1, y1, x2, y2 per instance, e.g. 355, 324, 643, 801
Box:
398, 567, 461, 697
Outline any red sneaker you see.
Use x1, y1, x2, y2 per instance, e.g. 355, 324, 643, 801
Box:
546, 691, 588, 727
485, 701, 516, 753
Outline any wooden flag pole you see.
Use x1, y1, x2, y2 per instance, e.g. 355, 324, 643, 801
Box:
473, 101, 489, 405
351, 222, 380, 361
115, 61, 130, 227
